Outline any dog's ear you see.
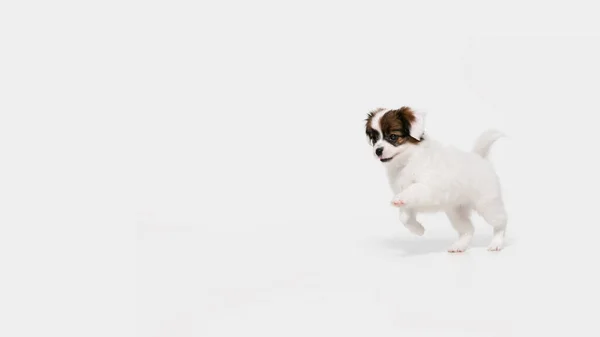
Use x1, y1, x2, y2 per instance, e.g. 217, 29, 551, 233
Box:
395, 107, 426, 141
365, 108, 384, 136
365, 112, 374, 125
409, 110, 426, 140
365, 112, 373, 134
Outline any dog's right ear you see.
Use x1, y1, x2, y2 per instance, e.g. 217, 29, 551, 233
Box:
365, 108, 385, 127
365, 112, 374, 144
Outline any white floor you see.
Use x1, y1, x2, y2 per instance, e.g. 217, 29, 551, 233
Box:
137, 202, 599, 337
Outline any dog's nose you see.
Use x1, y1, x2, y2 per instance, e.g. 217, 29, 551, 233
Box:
375, 147, 383, 156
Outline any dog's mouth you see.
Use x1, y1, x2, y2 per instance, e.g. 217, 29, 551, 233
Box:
379, 155, 395, 163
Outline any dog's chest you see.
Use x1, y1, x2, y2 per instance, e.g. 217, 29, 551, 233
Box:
386, 168, 414, 194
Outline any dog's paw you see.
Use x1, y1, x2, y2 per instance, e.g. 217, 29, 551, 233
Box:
391, 195, 406, 207
447, 234, 473, 253
391, 200, 405, 207
448, 242, 468, 253
448, 247, 466, 253
407, 224, 425, 236
488, 235, 504, 252
487, 242, 503, 252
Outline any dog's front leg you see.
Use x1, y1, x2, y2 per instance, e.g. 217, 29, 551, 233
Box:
391, 183, 435, 208
399, 209, 425, 236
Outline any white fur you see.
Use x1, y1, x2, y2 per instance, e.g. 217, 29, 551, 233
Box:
378, 126, 507, 252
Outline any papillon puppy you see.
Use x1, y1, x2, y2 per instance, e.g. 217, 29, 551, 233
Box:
365, 107, 507, 252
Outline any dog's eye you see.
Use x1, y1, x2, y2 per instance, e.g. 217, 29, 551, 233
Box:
388, 134, 398, 142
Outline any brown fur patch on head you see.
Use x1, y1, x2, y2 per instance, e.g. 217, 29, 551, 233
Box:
379, 107, 421, 145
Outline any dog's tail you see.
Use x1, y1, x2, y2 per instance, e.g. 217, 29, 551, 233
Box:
472, 129, 504, 159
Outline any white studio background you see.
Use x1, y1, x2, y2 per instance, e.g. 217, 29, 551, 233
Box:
1, 1, 599, 337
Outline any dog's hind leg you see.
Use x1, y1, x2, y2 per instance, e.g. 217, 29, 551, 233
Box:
400, 209, 425, 236
446, 205, 474, 253
476, 199, 508, 251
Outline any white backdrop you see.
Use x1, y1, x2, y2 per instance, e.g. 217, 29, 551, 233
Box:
1, 1, 599, 337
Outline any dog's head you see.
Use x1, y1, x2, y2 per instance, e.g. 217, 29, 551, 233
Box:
365, 107, 425, 163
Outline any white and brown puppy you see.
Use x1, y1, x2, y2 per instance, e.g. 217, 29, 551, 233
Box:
365, 107, 507, 252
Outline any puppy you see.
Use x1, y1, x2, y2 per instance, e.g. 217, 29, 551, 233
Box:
365, 107, 507, 252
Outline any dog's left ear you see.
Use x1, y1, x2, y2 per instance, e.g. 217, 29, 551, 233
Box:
409, 110, 426, 140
